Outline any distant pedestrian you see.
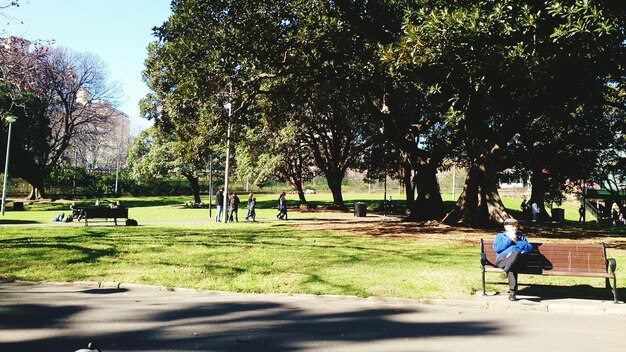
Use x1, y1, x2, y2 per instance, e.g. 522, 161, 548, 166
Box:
520, 199, 528, 216
70, 202, 85, 220
531, 201, 540, 222
249, 197, 257, 221
215, 188, 224, 222
228, 192, 240, 222
277, 191, 288, 220
578, 205, 586, 222
245, 192, 254, 221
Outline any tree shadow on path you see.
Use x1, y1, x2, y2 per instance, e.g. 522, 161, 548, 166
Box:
0, 284, 501, 352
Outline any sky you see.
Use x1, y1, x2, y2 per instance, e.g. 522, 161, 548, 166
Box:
2, 0, 172, 135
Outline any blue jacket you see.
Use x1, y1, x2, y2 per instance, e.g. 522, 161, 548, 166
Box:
493, 232, 533, 261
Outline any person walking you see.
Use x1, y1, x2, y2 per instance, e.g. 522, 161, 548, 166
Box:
228, 192, 240, 222
531, 201, 540, 222
245, 192, 254, 221
215, 188, 224, 222
249, 197, 257, 221
493, 218, 533, 301
277, 191, 288, 220
578, 204, 586, 222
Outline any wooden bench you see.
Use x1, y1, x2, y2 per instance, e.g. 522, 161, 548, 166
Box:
78, 207, 129, 226
480, 239, 618, 302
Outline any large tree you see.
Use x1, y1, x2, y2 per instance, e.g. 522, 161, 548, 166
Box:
127, 127, 209, 203
387, 0, 626, 226
144, 0, 374, 208
0, 40, 120, 198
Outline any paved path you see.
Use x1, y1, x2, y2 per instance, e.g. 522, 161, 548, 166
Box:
1, 281, 625, 352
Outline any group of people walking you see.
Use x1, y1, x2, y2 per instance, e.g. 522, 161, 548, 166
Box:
214, 189, 257, 222
214, 189, 289, 222
519, 198, 541, 222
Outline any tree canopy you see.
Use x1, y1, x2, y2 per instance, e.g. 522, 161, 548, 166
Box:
141, 0, 625, 226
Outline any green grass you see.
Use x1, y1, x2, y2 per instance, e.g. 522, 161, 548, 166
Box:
0, 223, 482, 299
1, 193, 624, 301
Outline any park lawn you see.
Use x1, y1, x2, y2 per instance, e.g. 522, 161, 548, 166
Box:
1, 219, 624, 301
0, 192, 588, 224
1, 193, 623, 301
0, 221, 479, 299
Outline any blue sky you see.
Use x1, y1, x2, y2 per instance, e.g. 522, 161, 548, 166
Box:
3, 0, 172, 135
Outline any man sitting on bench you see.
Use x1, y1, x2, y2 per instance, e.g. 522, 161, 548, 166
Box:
493, 218, 534, 301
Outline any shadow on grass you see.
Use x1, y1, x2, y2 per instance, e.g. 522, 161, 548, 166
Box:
0, 219, 40, 225
0, 233, 119, 266
0, 283, 500, 352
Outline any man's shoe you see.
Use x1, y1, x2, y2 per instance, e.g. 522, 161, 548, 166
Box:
508, 293, 517, 301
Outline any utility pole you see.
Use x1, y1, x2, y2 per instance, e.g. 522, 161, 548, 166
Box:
208, 156, 213, 218
451, 165, 456, 200
1, 115, 17, 216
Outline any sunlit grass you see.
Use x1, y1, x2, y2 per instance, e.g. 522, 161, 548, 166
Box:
1, 193, 624, 301
0, 223, 485, 299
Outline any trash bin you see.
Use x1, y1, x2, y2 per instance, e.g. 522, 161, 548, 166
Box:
551, 208, 565, 222
354, 202, 367, 217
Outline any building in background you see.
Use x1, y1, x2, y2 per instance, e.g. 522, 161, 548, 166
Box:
64, 89, 132, 172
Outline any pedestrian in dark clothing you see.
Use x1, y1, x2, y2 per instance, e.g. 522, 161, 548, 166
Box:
277, 191, 287, 220
520, 199, 528, 219
578, 205, 586, 222
228, 192, 240, 222
245, 192, 254, 221
249, 197, 257, 221
215, 188, 224, 222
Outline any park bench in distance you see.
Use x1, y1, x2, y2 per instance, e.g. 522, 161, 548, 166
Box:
77, 207, 129, 226
480, 239, 618, 303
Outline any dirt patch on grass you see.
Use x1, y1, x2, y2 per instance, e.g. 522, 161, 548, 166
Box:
294, 214, 626, 251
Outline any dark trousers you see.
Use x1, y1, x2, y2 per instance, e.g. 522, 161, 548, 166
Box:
496, 251, 523, 292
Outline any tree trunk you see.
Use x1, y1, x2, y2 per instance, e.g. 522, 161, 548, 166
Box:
529, 169, 551, 221
443, 157, 509, 227
326, 171, 345, 209
184, 173, 202, 204
407, 162, 445, 221
290, 176, 308, 205
402, 164, 415, 211
26, 182, 46, 200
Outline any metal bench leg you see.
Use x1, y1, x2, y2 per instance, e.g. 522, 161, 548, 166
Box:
482, 269, 487, 295
606, 276, 618, 303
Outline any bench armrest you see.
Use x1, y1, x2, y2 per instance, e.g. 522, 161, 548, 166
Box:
607, 258, 617, 274
480, 252, 488, 266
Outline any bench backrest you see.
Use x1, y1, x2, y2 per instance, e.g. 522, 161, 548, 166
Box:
481, 239, 608, 275
81, 207, 128, 218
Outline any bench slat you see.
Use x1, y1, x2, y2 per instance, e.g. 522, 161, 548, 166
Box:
483, 266, 613, 278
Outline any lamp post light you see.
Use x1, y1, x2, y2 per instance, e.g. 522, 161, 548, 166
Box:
1, 115, 18, 216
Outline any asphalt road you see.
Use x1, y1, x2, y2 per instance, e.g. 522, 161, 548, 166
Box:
1, 282, 625, 352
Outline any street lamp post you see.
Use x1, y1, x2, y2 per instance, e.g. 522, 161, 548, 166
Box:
1, 115, 18, 216
222, 100, 232, 223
